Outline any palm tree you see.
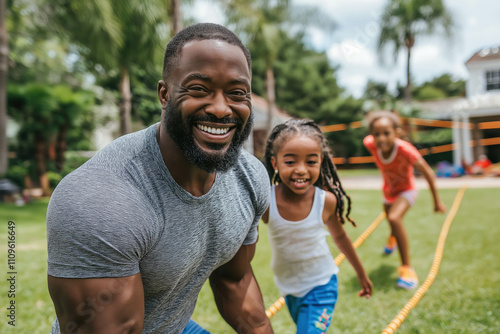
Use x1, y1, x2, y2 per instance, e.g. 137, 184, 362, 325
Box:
220, 0, 290, 136
377, 0, 454, 103
46, 0, 168, 135
0, 0, 8, 175
170, 0, 182, 35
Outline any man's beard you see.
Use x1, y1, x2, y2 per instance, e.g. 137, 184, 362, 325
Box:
163, 99, 254, 173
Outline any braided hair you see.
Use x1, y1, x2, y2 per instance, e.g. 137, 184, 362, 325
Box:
264, 119, 356, 226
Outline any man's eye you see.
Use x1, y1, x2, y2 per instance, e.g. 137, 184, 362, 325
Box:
228, 90, 248, 101
188, 86, 208, 94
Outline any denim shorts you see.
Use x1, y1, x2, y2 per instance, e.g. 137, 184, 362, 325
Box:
285, 274, 338, 334
182, 319, 210, 334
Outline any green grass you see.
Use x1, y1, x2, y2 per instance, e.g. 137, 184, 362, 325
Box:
1, 189, 499, 333
337, 168, 381, 178
0, 198, 54, 333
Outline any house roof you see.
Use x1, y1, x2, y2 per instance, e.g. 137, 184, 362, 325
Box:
416, 92, 500, 119
465, 46, 500, 64
251, 93, 292, 129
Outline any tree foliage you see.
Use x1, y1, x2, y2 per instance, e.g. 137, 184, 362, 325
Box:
377, 0, 454, 102
7, 84, 94, 192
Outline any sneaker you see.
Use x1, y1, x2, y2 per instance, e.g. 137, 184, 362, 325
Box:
397, 265, 419, 289
384, 235, 397, 255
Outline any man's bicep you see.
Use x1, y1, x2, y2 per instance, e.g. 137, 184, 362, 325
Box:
48, 274, 144, 334
211, 243, 256, 282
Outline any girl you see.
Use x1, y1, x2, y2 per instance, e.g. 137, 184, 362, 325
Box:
363, 110, 447, 290
262, 119, 372, 333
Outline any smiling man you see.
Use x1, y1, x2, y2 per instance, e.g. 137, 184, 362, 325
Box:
46, 23, 273, 334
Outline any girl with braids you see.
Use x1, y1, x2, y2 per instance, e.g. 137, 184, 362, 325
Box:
262, 119, 372, 333
363, 110, 446, 290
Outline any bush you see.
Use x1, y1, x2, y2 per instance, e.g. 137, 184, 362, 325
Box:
47, 171, 63, 189
5, 165, 28, 188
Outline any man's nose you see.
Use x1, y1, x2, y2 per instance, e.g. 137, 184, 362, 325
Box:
205, 91, 231, 119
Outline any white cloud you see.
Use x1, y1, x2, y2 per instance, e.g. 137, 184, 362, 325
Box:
292, 0, 500, 97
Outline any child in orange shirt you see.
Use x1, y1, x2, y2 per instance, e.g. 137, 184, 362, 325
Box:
363, 111, 446, 289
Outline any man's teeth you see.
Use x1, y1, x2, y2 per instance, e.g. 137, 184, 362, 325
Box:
197, 125, 230, 135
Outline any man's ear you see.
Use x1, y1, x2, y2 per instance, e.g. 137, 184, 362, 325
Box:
157, 80, 169, 107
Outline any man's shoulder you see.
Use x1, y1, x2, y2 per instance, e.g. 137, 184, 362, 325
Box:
235, 149, 267, 174
63, 126, 154, 183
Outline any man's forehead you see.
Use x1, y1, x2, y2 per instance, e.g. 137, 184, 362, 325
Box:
172, 39, 250, 78
179, 39, 248, 65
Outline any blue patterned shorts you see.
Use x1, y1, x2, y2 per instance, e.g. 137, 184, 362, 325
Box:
285, 275, 338, 334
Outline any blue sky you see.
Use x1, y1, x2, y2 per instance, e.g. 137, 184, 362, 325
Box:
193, 0, 500, 97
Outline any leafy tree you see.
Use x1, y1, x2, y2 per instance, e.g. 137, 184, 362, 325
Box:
45, 0, 169, 135
221, 0, 290, 136
394, 73, 466, 100
7, 84, 94, 193
251, 31, 366, 159
377, 0, 454, 103
0, 0, 7, 175
362, 79, 397, 109
251, 31, 342, 119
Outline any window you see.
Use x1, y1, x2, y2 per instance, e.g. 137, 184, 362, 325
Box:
486, 70, 500, 91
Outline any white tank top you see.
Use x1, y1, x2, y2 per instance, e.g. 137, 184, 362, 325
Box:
267, 186, 339, 297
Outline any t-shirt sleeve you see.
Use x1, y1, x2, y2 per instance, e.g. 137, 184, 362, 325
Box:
47, 169, 160, 278
399, 139, 422, 165
242, 157, 270, 246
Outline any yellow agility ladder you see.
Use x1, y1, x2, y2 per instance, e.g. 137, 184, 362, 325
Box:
381, 186, 467, 333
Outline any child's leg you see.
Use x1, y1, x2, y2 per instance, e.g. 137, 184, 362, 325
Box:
285, 275, 338, 334
384, 196, 412, 266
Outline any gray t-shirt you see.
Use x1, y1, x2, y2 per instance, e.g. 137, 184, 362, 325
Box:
47, 124, 270, 333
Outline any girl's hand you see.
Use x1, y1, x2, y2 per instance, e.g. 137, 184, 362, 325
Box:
434, 201, 447, 213
358, 276, 373, 299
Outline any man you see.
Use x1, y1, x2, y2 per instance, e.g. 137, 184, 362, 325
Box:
47, 23, 273, 333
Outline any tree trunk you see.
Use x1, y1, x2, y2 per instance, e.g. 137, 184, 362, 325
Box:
0, 0, 8, 175
171, 0, 182, 35
35, 132, 49, 195
55, 123, 68, 172
119, 66, 132, 135
404, 45, 412, 103
265, 65, 275, 137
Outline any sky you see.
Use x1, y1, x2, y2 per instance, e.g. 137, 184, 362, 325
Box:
193, 0, 500, 98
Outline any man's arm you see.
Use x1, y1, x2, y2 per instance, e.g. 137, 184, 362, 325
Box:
209, 243, 273, 334
47, 273, 144, 334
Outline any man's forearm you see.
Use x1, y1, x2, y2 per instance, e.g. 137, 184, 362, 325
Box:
210, 270, 273, 334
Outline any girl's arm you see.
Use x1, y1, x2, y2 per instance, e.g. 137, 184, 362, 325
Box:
323, 193, 373, 298
261, 207, 269, 224
414, 157, 447, 213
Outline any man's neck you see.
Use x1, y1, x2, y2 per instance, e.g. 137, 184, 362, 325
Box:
156, 124, 216, 197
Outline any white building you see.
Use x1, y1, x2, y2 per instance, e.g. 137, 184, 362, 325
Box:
418, 45, 500, 166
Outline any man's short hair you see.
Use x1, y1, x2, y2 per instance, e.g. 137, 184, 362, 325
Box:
162, 23, 252, 81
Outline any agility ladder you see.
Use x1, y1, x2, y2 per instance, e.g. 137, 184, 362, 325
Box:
265, 212, 387, 318
381, 186, 468, 333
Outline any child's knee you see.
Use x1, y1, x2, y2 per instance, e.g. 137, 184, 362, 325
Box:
387, 213, 403, 226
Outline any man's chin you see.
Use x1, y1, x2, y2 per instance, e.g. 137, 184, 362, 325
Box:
185, 143, 241, 173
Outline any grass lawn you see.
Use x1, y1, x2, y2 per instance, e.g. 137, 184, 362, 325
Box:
1, 188, 499, 333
